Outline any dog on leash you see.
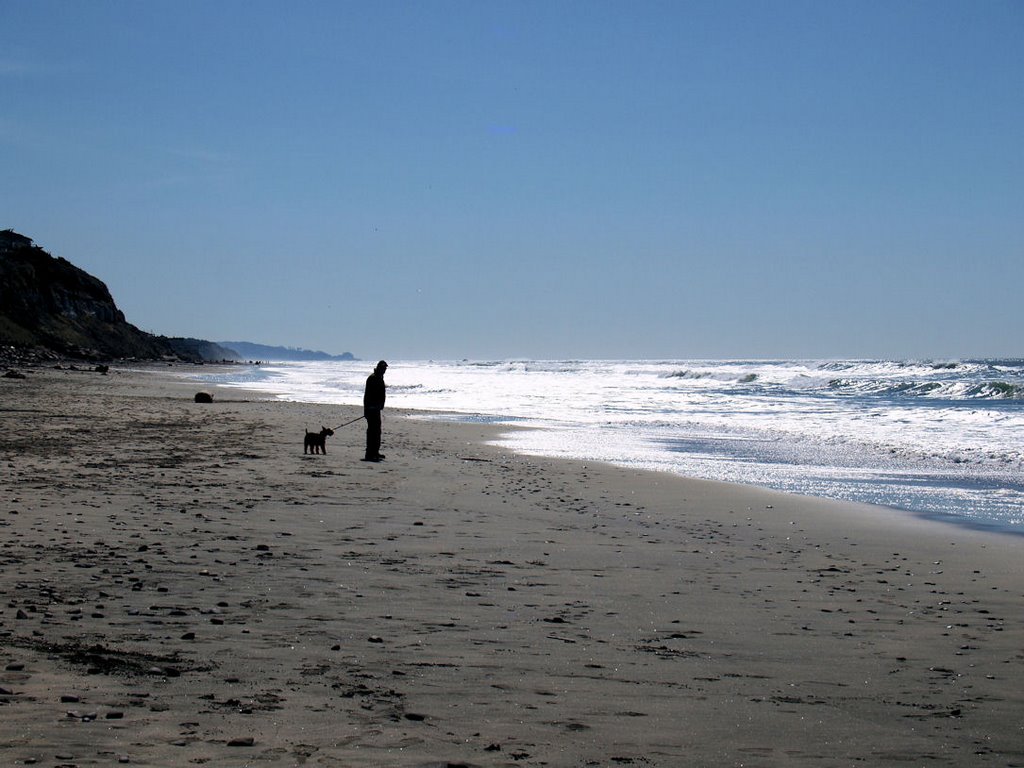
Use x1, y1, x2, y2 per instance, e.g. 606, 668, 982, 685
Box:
304, 426, 334, 455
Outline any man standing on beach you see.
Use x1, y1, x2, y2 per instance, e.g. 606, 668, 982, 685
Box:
363, 360, 387, 462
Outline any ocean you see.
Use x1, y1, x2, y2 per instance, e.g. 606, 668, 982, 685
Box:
193, 359, 1024, 535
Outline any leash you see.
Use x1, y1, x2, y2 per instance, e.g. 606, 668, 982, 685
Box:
331, 414, 365, 431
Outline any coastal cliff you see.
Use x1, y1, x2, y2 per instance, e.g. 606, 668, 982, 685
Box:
0, 229, 236, 363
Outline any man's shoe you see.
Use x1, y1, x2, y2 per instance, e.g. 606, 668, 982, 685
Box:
361, 455, 381, 462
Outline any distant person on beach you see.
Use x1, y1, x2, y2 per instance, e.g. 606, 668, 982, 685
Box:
363, 360, 388, 462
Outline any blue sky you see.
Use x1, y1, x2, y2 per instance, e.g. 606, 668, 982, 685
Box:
3, 1, 1021, 360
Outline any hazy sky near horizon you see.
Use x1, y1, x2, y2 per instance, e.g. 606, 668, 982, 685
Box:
3, 1, 1021, 360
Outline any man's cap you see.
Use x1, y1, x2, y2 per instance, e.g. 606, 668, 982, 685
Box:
376, 360, 388, 370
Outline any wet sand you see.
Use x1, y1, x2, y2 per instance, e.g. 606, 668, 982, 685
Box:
1, 364, 1022, 767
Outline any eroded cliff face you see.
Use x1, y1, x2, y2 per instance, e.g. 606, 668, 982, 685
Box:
0, 229, 172, 360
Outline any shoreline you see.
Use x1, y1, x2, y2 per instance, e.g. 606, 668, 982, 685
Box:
1, 364, 1022, 766
414, 411, 1024, 541
187, 361, 1024, 540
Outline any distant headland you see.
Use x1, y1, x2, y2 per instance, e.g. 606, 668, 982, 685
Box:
218, 341, 355, 363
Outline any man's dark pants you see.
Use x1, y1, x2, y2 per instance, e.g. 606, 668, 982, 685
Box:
365, 409, 381, 458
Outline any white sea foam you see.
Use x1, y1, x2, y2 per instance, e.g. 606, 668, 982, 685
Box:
196, 359, 1024, 533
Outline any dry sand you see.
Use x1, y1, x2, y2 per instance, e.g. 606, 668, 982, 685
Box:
1, 364, 1022, 767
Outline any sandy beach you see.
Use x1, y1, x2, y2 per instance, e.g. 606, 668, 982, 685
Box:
1, 364, 1022, 767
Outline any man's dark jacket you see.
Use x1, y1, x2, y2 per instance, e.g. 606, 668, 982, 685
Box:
364, 373, 386, 412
